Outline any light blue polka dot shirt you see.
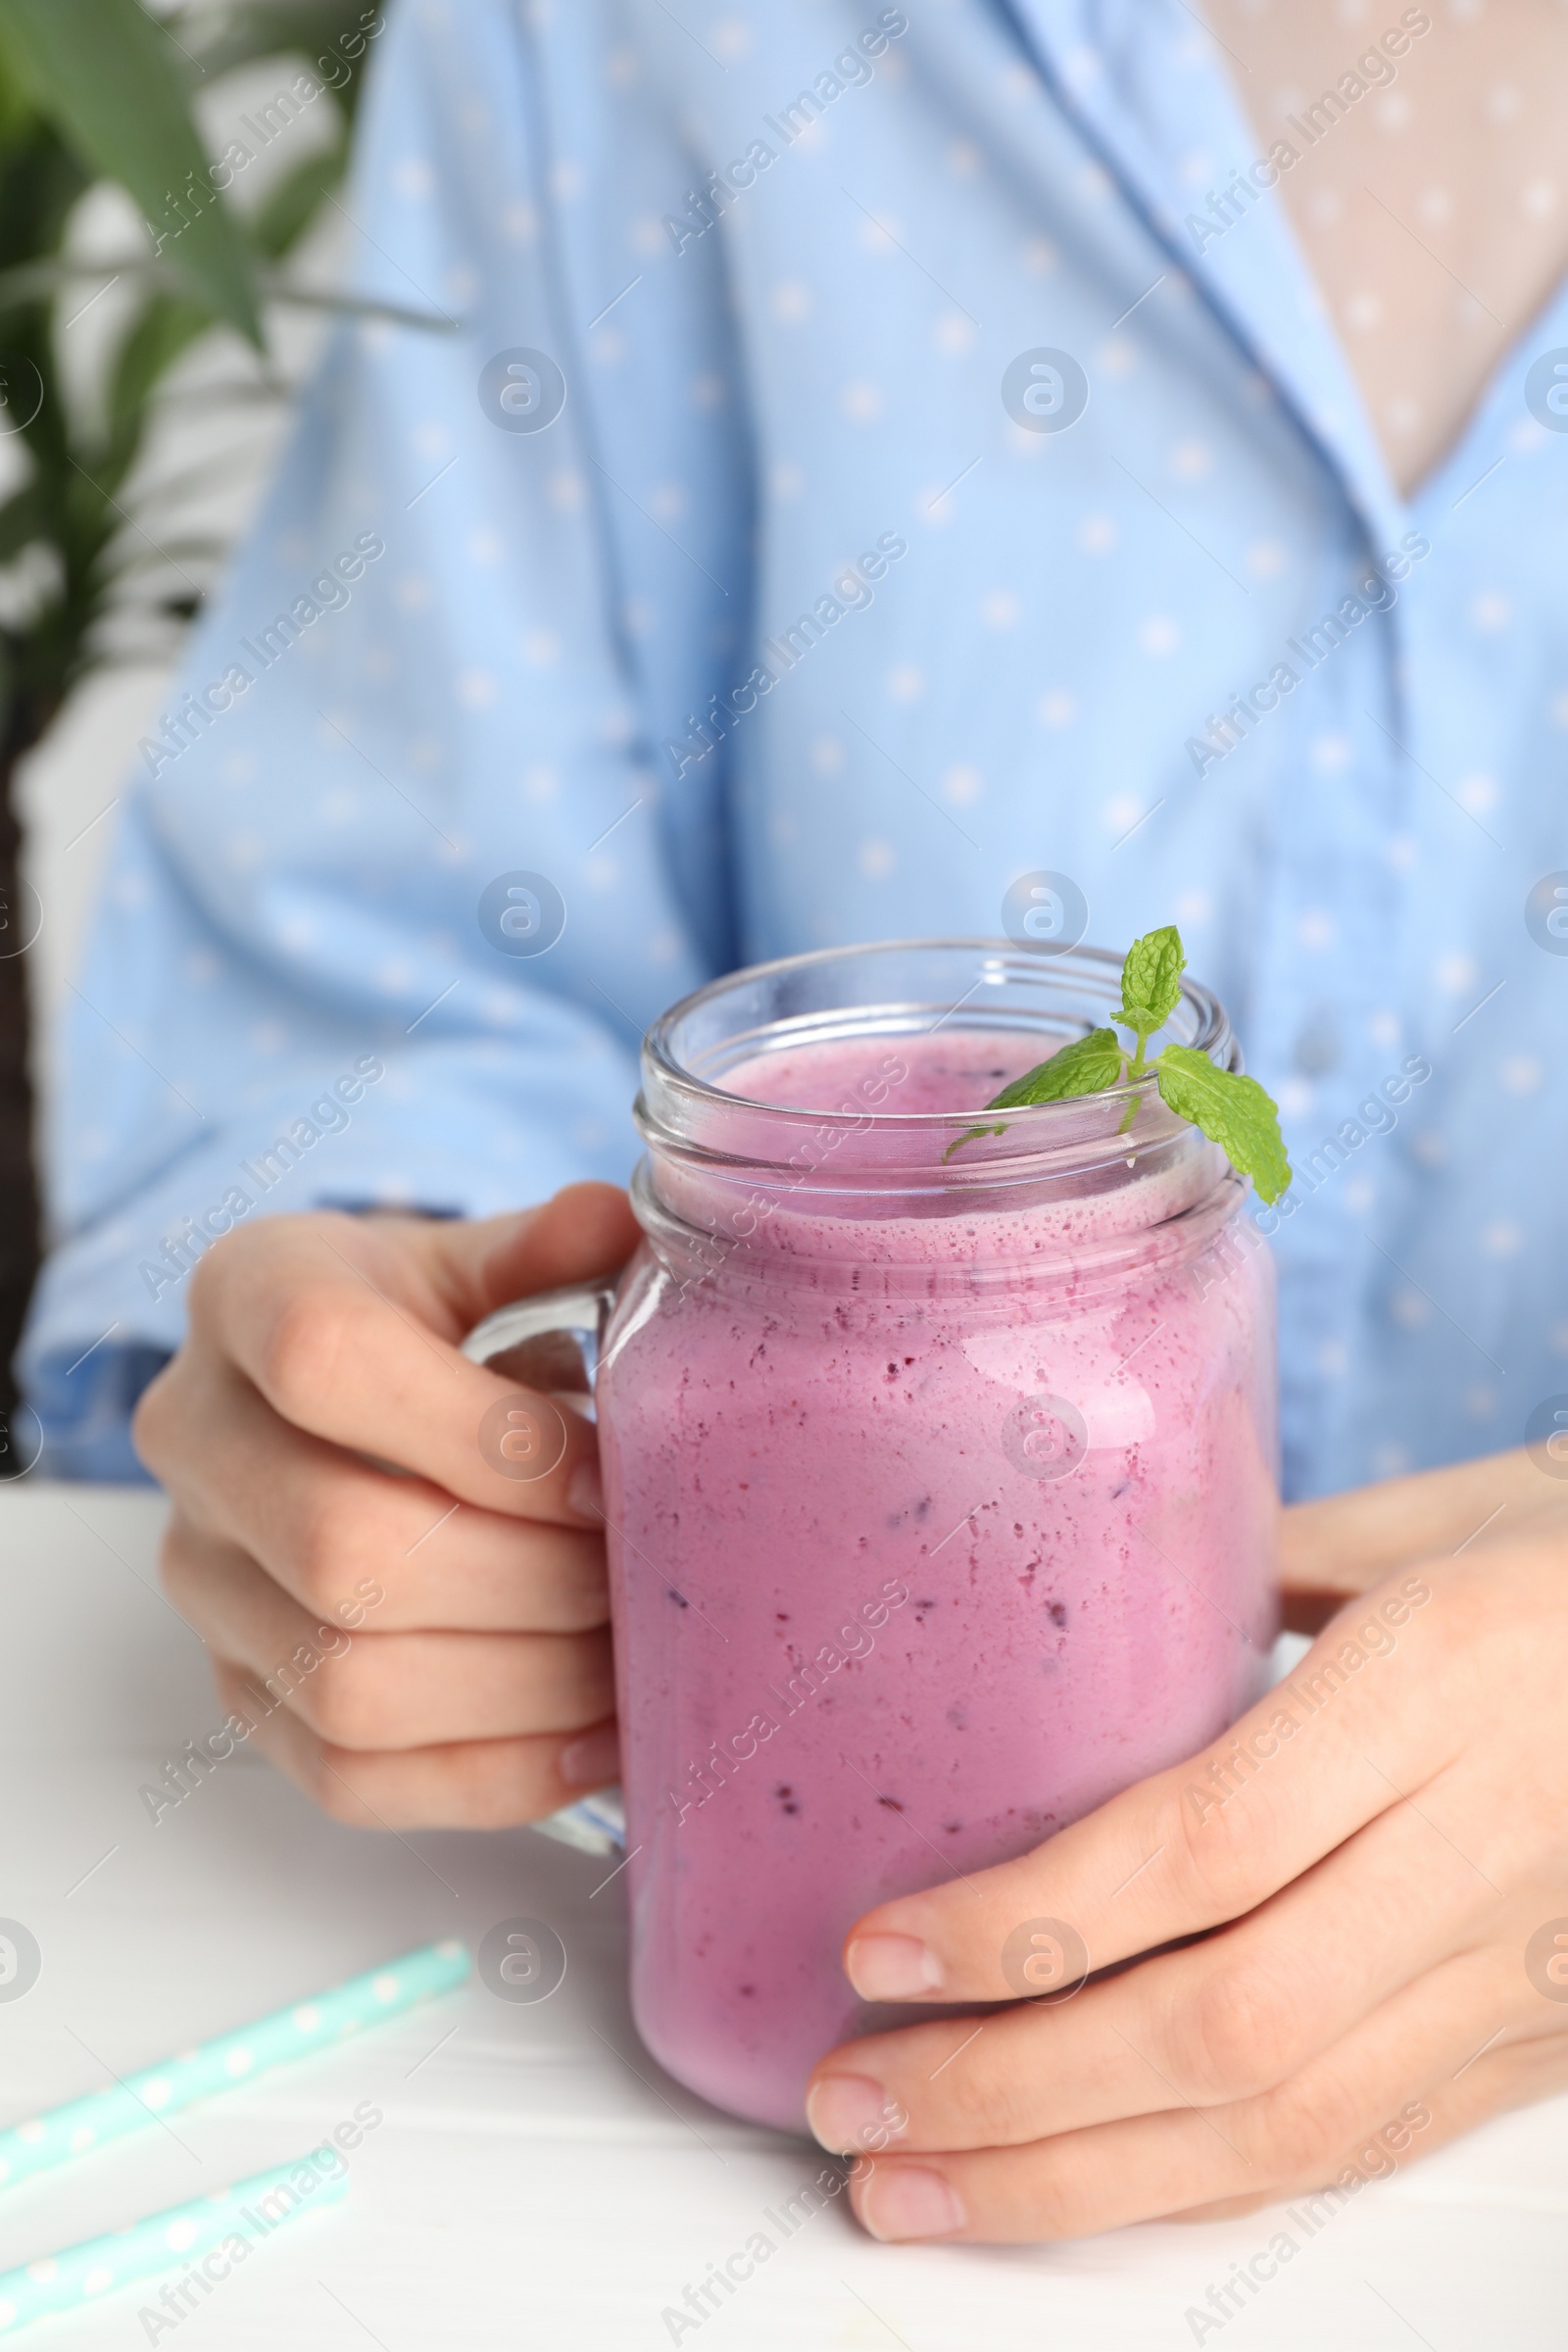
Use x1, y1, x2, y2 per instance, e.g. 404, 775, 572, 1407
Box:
24, 0, 1568, 1496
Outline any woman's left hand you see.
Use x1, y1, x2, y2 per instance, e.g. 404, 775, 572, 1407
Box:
806, 1446, 1568, 2242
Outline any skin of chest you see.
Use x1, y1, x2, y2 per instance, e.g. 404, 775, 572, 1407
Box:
1202, 0, 1568, 493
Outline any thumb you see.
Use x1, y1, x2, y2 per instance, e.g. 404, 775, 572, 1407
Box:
481, 1181, 640, 1309
416, 1182, 641, 1340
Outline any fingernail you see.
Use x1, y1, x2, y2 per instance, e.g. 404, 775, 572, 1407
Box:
806, 2072, 898, 2155
860, 2166, 965, 2242
567, 1460, 604, 1521
560, 1721, 619, 1788
845, 1933, 943, 1999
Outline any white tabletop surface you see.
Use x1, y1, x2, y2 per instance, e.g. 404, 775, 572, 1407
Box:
2, 1483, 1564, 2350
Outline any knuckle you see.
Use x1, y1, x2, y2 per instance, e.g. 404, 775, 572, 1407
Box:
1171, 1768, 1278, 1920
184, 1223, 245, 1318
185, 1216, 302, 1344
990, 2155, 1090, 2242
434, 1740, 553, 1830
1179, 1954, 1303, 2101
938, 2041, 1032, 2144
130, 1359, 181, 1477
1252, 2062, 1364, 2180
156, 1513, 204, 1613
308, 1748, 378, 1827
296, 1649, 381, 1748
255, 1288, 360, 1423
291, 1489, 367, 1610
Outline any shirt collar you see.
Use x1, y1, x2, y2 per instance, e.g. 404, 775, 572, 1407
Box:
997, 0, 1410, 556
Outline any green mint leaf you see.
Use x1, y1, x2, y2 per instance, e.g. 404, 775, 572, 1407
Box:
1154, 1044, 1293, 1204
1119, 925, 1186, 1040
942, 1029, 1124, 1162
987, 1028, 1125, 1108
940, 924, 1291, 1194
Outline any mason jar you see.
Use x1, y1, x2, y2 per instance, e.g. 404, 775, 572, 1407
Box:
484, 941, 1278, 2132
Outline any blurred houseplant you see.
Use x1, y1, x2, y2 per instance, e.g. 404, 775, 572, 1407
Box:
0, 0, 386, 1434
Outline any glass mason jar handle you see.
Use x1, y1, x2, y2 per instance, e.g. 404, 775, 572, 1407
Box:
461, 1279, 625, 1860
460, 1281, 618, 1386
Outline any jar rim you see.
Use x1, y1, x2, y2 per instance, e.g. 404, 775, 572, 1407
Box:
637, 938, 1237, 1182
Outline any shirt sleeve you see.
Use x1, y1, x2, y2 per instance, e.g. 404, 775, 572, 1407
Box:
21, 0, 753, 1472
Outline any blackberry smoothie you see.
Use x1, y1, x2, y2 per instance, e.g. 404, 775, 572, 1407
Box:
596, 956, 1278, 2132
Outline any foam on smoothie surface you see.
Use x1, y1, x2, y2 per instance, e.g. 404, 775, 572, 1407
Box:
723, 1031, 1054, 1113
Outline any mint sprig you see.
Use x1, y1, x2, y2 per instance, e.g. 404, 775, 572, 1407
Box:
942, 1028, 1122, 1161
945, 924, 1293, 1202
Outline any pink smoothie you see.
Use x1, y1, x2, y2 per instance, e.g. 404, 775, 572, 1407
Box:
597, 1030, 1278, 2132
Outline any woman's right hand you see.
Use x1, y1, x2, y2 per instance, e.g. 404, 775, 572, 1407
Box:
132, 1184, 639, 1828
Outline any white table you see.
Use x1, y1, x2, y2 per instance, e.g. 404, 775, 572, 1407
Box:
2, 1485, 1563, 2350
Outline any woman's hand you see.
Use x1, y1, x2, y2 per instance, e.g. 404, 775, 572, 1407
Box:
806, 1450, 1568, 2241
1277, 1445, 1560, 1630
133, 1184, 637, 1829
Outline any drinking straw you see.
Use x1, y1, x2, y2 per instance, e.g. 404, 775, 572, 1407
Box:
540, 1787, 626, 1855
0, 1940, 468, 2193
0, 2153, 348, 2334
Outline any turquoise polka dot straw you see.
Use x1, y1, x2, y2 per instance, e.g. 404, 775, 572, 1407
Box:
0, 1940, 468, 2193
0, 2152, 349, 2333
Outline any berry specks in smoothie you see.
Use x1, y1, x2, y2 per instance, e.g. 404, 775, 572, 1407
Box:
773, 1784, 800, 1815
1048, 1600, 1068, 1629
667, 1588, 690, 1608
876, 1794, 905, 1812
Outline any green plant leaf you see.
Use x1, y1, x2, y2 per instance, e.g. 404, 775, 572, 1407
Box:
251, 127, 349, 260
1154, 1043, 1293, 1204
943, 1028, 1125, 1161
0, 0, 262, 345
0, 478, 49, 565
181, 0, 384, 102
1119, 924, 1186, 1038
0, 257, 153, 315
109, 294, 211, 439
988, 1027, 1125, 1107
